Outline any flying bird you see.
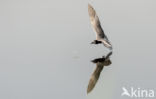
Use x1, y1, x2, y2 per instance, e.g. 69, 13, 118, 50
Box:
87, 52, 112, 94
88, 4, 112, 50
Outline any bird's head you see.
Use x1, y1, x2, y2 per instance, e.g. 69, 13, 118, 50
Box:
91, 40, 101, 44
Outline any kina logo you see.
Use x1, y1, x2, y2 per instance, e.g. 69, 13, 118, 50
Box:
121, 87, 155, 98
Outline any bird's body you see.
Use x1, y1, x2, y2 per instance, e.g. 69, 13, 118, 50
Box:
88, 4, 112, 50
87, 52, 112, 93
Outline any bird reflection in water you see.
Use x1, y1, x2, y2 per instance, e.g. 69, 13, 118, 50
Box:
87, 3, 113, 94
87, 52, 112, 94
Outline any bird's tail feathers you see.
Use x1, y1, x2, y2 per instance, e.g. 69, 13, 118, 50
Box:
101, 39, 112, 50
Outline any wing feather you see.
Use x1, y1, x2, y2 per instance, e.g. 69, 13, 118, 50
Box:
88, 4, 112, 49
88, 4, 107, 40
87, 64, 104, 93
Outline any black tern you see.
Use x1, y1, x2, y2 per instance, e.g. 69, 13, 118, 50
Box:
87, 52, 112, 94
88, 4, 112, 50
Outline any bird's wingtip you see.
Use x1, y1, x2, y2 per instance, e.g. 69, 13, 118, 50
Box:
87, 91, 89, 94
87, 88, 91, 94
88, 3, 93, 9
88, 3, 91, 7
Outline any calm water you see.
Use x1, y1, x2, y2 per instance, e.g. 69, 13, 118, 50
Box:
0, 0, 156, 99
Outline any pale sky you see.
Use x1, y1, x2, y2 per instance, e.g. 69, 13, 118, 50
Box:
0, 0, 156, 99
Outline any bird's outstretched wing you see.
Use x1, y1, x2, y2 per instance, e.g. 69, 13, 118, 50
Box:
87, 63, 104, 94
88, 4, 112, 49
88, 4, 105, 39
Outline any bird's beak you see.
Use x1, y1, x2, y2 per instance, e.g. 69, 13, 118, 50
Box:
91, 59, 96, 63
91, 41, 94, 44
